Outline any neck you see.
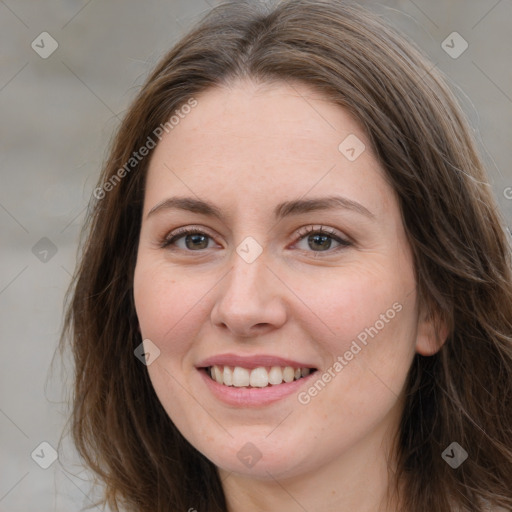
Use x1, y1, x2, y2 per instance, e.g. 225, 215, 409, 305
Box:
219, 424, 402, 512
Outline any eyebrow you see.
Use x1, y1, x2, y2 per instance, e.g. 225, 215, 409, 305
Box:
146, 195, 375, 221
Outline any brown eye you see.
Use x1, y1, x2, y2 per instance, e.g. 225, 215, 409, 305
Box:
161, 228, 215, 251
183, 233, 210, 250
308, 233, 334, 251
294, 226, 351, 254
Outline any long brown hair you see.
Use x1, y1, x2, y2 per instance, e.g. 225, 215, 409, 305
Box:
60, 1, 512, 510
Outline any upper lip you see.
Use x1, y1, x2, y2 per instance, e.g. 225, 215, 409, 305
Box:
197, 353, 317, 370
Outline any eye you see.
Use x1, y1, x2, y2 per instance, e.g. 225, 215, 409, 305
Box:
161, 227, 217, 251
293, 225, 351, 253
160, 225, 351, 254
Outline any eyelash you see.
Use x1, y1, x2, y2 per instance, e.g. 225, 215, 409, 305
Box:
160, 225, 352, 255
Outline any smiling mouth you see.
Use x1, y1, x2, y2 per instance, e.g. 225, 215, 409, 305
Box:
204, 365, 317, 388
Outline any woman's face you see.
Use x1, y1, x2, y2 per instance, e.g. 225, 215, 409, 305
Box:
133, 80, 438, 481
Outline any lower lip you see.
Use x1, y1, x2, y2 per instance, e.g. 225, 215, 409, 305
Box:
198, 369, 316, 407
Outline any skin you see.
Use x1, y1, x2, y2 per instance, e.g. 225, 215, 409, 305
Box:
133, 79, 445, 511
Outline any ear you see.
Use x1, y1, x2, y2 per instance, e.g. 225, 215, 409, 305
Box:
415, 306, 449, 356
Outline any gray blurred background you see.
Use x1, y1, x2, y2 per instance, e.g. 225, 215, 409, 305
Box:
1, 0, 511, 510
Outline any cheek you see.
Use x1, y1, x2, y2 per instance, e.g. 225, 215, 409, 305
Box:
133, 261, 210, 356
295, 261, 418, 405
298, 261, 414, 345
133, 261, 212, 431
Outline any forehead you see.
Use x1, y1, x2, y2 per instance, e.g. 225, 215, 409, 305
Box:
144, 79, 394, 219
156, 79, 370, 158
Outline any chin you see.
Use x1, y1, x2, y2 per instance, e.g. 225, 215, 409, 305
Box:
195, 432, 313, 480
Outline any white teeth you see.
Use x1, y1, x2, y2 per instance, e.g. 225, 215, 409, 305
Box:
213, 365, 223, 384
209, 365, 313, 387
268, 366, 283, 385
232, 367, 250, 387
282, 366, 295, 383
223, 366, 233, 386
249, 367, 269, 388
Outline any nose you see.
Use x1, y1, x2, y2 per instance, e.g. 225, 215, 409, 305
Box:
210, 248, 287, 338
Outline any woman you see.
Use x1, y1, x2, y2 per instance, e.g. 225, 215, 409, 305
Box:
61, 1, 512, 510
